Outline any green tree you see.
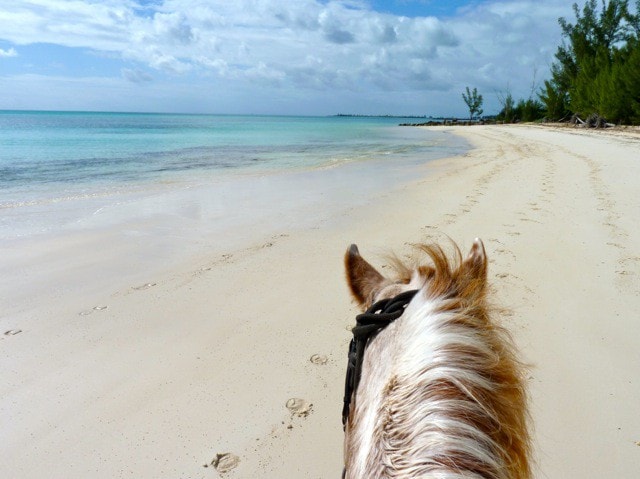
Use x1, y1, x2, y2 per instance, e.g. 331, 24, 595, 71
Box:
621, 38, 640, 121
508, 98, 545, 122
539, 79, 570, 120
496, 88, 516, 122
543, 0, 640, 123
462, 86, 484, 120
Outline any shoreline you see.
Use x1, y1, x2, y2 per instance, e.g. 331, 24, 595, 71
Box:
1, 125, 468, 321
2, 125, 639, 478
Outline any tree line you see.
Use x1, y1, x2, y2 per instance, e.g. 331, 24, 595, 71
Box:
466, 0, 640, 125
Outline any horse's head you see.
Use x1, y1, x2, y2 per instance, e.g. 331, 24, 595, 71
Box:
340, 238, 530, 479
344, 239, 488, 310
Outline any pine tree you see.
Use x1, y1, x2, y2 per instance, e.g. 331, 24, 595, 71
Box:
541, 0, 640, 124
539, 79, 569, 120
620, 38, 640, 122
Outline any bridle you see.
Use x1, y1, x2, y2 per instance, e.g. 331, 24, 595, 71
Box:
342, 289, 419, 429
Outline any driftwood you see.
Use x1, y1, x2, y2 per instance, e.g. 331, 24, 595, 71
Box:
571, 113, 615, 128
570, 114, 586, 126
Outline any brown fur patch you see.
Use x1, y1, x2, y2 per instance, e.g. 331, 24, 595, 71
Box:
344, 244, 388, 306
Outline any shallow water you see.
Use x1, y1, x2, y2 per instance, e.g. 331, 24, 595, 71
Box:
0, 112, 466, 240
0, 112, 468, 316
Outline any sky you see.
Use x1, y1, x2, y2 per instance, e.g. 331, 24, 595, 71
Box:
0, 1, 587, 116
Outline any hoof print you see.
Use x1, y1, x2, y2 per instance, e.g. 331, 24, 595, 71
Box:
80, 306, 107, 316
208, 452, 239, 473
309, 354, 328, 365
286, 398, 313, 417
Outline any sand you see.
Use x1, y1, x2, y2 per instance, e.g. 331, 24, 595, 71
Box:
2, 125, 639, 478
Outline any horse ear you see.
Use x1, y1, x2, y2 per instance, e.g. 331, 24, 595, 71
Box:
462, 238, 487, 281
345, 244, 386, 306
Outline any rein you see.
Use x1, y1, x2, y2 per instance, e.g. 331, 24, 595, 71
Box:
342, 289, 419, 428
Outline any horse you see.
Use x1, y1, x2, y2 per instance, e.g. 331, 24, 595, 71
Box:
342, 239, 530, 479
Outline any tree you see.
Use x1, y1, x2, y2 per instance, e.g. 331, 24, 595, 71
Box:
621, 38, 640, 122
516, 98, 546, 122
539, 79, 570, 120
462, 86, 484, 120
496, 87, 516, 122
543, 0, 640, 123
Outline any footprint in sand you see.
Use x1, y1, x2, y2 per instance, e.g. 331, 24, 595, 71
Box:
310, 354, 328, 365
206, 452, 240, 473
286, 398, 313, 417
79, 305, 108, 316
133, 282, 156, 291
616, 270, 634, 276
4, 329, 22, 336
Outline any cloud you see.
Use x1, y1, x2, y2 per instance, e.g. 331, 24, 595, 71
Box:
121, 68, 153, 83
443, 0, 570, 95
0, 1, 135, 50
0, 0, 584, 114
245, 62, 286, 84
318, 10, 356, 44
148, 52, 192, 74
366, 19, 398, 44
0, 1, 460, 85
0, 47, 18, 57
153, 12, 194, 45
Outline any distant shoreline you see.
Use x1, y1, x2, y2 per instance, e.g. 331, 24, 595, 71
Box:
1, 109, 442, 119
333, 114, 428, 118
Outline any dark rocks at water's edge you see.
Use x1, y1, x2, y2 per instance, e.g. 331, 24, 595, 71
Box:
399, 119, 492, 127
399, 121, 442, 126
335, 114, 427, 118
401, 115, 634, 130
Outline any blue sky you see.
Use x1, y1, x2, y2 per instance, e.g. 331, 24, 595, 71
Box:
0, 1, 584, 116
369, 0, 480, 17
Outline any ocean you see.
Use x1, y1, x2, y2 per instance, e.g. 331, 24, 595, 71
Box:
1, 110, 470, 315
0, 111, 467, 241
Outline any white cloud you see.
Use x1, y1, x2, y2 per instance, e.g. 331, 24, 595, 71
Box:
153, 12, 194, 45
318, 9, 356, 44
121, 67, 152, 83
0, 0, 584, 114
442, 0, 571, 100
0, 1, 135, 50
0, 47, 18, 57
0, 1, 460, 83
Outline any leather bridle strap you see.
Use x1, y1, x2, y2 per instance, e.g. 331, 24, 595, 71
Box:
342, 289, 419, 428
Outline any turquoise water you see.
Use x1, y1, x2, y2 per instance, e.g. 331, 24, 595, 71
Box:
1, 111, 469, 306
0, 111, 463, 208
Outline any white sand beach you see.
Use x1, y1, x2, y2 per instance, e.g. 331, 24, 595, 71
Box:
2, 125, 639, 478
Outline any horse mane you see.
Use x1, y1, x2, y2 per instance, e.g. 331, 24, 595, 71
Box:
388, 243, 485, 302
345, 242, 531, 479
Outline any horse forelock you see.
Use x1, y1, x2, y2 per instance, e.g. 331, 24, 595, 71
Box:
345, 243, 530, 479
